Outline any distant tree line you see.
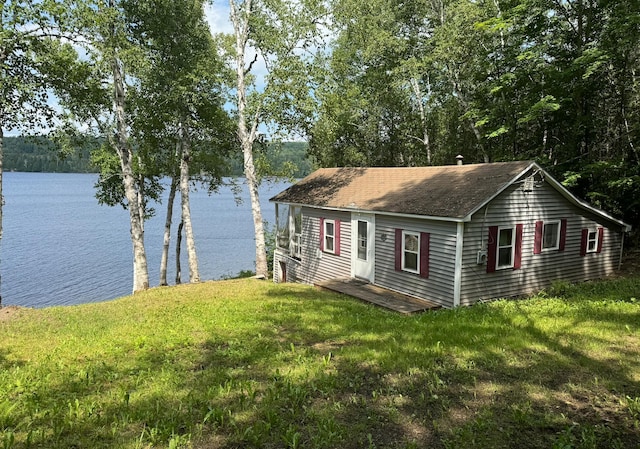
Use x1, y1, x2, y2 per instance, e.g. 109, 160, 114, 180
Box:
4, 136, 312, 178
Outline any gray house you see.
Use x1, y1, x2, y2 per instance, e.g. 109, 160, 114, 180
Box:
270, 161, 631, 308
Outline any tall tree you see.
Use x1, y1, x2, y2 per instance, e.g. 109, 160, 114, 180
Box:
125, 0, 233, 285
59, 0, 151, 293
223, 0, 326, 278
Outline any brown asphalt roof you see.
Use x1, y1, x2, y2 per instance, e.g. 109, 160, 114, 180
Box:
269, 161, 534, 219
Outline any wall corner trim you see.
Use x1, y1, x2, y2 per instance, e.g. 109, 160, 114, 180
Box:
453, 222, 464, 307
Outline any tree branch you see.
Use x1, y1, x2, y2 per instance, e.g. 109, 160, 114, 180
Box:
244, 52, 258, 76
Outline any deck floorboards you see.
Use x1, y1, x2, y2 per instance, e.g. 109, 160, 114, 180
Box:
316, 278, 441, 314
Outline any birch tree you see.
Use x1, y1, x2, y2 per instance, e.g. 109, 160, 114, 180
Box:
224, 0, 326, 278
58, 0, 151, 293
125, 0, 232, 285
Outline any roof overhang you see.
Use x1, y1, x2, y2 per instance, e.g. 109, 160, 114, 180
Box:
271, 162, 632, 232
271, 200, 467, 223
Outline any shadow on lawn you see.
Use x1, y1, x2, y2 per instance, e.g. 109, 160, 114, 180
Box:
5, 283, 640, 449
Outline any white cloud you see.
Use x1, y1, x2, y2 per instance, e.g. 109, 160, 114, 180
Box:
204, 0, 233, 35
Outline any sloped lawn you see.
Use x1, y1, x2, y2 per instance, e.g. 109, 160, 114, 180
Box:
0, 276, 639, 448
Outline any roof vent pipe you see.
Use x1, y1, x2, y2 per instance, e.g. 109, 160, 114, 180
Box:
456, 154, 464, 165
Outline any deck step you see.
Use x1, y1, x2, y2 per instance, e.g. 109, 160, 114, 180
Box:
317, 278, 441, 314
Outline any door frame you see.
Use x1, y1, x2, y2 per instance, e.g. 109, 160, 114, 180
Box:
351, 212, 375, 282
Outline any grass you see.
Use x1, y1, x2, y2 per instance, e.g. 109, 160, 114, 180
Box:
0, 276, 639, 448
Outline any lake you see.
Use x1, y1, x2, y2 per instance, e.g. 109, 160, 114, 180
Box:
1, 172, 289, 308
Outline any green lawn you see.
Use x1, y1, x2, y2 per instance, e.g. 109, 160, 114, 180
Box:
1, 277, 639, 448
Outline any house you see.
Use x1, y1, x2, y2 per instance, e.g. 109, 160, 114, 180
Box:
269, 161, 632, 308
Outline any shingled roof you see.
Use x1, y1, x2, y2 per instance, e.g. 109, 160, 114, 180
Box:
270, 161, 534, 220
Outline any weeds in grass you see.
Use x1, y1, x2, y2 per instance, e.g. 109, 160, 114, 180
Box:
0, 277, 639, 448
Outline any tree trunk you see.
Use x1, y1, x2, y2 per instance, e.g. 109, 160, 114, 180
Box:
410, 77, 431, 165
176, 219, 184, 284
230, 0, 268, 279
179, 121, 200, 283
160, 176, 178, 286
112, 53, 149, 293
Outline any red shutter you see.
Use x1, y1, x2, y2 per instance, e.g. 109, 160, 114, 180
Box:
335, 220, 341, 256
319, 218, 325, 252
394, 229, 402, 271
580, 228, 588, 256
420, 232, 430, 279
487, 226, 498, 273
514, 224, 523, 270
597, 227, 604, 253
559, 219, 567, 252
534, 221, 543, 254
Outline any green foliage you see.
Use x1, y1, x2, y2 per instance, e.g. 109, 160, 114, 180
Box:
0, 275, 639, 448
310, 0, 640, 233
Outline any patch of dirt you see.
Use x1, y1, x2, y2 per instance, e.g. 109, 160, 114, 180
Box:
0, 305, 25, 323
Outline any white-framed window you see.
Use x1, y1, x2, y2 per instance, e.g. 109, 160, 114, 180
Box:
275, 204, 290, 250
497, 226, 515, 269
586, 229, 598, 253
542, 220, 561, 251
402, 230, 420, 274
275, 204, 302, 259
323, 219, 336, 254
291, 207, 302, 258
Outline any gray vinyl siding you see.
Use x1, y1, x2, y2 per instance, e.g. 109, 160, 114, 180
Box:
274, 207, 352, 285
273, 250, 303, 283
375, 216, 458, 308
459, 182, 624, 305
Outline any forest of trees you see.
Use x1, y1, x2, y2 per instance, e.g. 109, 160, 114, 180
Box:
4, 137, 312, 177
306, 0, 639, 232
1, 0, 638, 296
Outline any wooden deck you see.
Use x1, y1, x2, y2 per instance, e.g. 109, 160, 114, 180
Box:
316, 278, 441, 314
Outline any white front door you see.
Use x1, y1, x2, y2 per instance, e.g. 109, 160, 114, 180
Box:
352, 213, 375, 282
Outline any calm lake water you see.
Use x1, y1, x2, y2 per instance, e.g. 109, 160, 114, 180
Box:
1, 172, 289, 308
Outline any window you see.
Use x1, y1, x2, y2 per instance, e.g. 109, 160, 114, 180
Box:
534, 219, 567, 254
487, 224, 523, 273
394, 229, 430, 278
357, 220, 368, 261
586, 230, 598, 252
320, 218, 340, 255
291, 207, 302, 258
324, 220, 335, 253
275, 205, 302, 259
275, 204, 290, 250
402, 231, 420, 273
542, 221, 560, 250
581, 227, 603, 256
497, 227, 515, 269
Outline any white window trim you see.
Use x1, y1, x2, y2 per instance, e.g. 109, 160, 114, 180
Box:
541, 220, 561, 252
323, 219, 336, 254
586, 228, 599, 253
290, 207, 302, 259
496, 226, 515, 270
402, 230, 420, 274
275, 204, 290, 251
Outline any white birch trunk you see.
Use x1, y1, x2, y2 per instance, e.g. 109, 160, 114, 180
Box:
410, 77, 431, 165
112, 55, 149, 293
230, 0, 268, 279
160, 176, 178, 286
179, 122, 200, 283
